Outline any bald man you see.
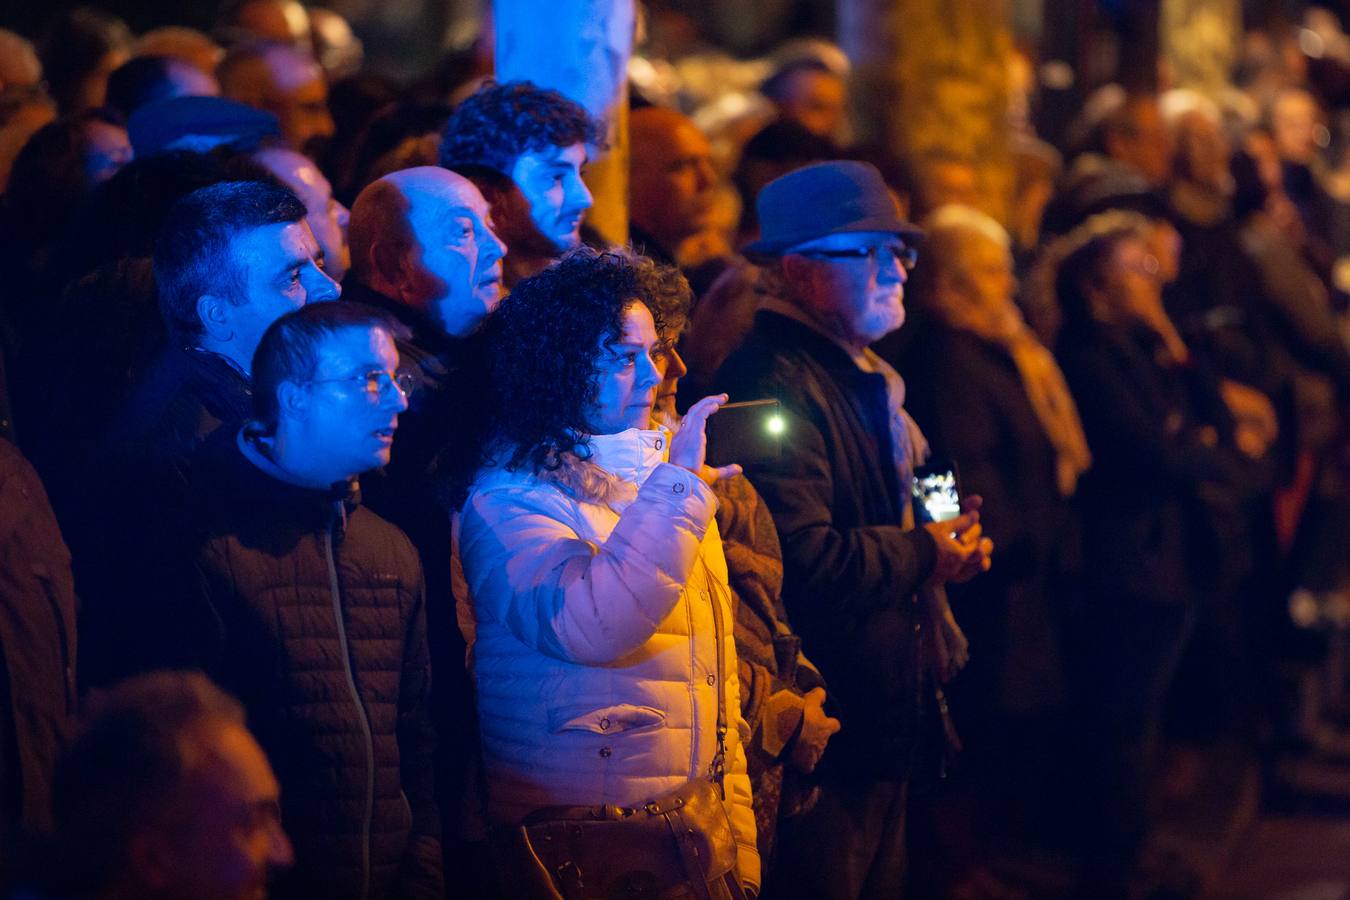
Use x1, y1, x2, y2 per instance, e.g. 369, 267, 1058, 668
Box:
346, 166, 504, 340
343, 168, 505, 886
629, 105, 719, 266
342, 163, 503, 550
218, 41, 332, 156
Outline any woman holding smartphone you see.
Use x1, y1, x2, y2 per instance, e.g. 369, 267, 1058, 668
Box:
454, 248, 759, 898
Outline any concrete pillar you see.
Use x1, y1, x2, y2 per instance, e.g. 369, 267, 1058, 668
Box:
1161, 0, 1242, 96
839, 0, 1015, 223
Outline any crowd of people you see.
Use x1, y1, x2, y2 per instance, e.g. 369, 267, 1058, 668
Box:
2, 1, 1350, 898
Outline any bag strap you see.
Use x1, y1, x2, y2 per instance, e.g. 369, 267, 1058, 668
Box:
703, 558, 729, 797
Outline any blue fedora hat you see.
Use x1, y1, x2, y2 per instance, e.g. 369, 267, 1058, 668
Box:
743, 160, 923, 256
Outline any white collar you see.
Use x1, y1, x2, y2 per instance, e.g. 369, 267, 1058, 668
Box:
585, 426, 671, 486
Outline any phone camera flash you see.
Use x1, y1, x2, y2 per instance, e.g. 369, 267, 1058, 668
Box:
766, 415, 786, 436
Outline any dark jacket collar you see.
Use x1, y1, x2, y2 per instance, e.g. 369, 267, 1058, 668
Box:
340, 279, 458, 359
753, 308, 876, 379
195, 425, 359, 534
176, 345, 253, 421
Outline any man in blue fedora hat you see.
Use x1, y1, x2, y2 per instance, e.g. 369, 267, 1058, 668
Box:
710, 160, 993, 898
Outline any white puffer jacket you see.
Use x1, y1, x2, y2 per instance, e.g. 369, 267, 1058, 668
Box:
458, 427, 760, 890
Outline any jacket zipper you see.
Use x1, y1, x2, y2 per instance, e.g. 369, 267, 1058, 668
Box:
324, 512, 375, 900
685, 582, 699, 780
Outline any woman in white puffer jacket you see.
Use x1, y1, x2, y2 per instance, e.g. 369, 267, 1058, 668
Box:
455, 250, 760, 895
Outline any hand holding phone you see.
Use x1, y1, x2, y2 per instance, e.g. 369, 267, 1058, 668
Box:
911, 461, 962, 525
670, 394, 743, 486
923, 493, 994, 585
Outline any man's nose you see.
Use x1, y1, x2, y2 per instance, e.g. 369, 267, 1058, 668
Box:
481, 221, 507, 263
878, 255, 906, 285
268, 820, 295, 868
695, 158, 716, 192
306, 263, 341, 302
668, 346, 688, 380
570, 173, 594, 212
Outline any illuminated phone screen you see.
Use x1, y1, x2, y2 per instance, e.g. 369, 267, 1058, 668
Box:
912, 468, 961, 523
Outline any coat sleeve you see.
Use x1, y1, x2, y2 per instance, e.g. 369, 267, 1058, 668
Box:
742, 402, 937, 620
458, 463, 718, 665
1059, 342, 1237, 489
395, 571, 445, 898
719, 589, 761, 894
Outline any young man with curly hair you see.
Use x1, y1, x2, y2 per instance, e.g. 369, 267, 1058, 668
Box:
439, 80, 602, 286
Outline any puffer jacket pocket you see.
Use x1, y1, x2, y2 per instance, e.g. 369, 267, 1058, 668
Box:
548, 703, 666, 735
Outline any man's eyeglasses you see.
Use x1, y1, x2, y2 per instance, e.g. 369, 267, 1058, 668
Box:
795, 244, 919, 271
308, 370, 415, 398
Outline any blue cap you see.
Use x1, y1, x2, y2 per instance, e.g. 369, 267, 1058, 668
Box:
128, 96, 280, 157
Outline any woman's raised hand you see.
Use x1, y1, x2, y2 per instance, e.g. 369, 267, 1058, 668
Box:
669, 394, 742, 486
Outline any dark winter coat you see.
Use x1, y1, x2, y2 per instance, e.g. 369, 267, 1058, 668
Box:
185, 431, 443, 900
715, 473, 824, 861
897, 321, 1076, 715
710, 310, 937, 777
1055, 320, 1242, 608
341, 280, 484, 860
0, 439, 76, 876
77, 344, 253, 688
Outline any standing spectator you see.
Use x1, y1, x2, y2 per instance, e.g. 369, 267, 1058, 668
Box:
0, 438, 77, 885
216, 0, 314, 53
440, 80, 602, 286
344, 166, 504, 885
642, 256, 839, 865
105, 55, 220, 122
759, 58, 848, 143
0, 29, 42, 96
629, 106, 720, 268
29, 671, 292, 900
891, 205, 1088, 887
710, 161, 991, 899
218, 41, 334, 158
80, 179, 339, 688
253, 145, 351, 282
0, 111, 132, 344
135, 26, 224, 77
1049, 213, 1246, 896
455, 248, 761, 897
179, 301, 442, 898
108, 179, 338, 488
39, 7, 132, 115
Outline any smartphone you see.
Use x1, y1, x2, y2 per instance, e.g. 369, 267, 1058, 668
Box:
706, 399, 785, 468
911, 460, 962, 525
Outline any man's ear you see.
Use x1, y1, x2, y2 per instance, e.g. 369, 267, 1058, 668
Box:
369, 239, 409, 297
196, 294, 233, 343
276, 380, 309, 421
127, 830, 173, 890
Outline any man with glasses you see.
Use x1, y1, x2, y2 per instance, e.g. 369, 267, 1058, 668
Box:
710, 161, 993, 898
168, 301, 442, 898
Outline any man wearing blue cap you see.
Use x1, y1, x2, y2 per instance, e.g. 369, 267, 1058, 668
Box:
711, 161, 994, 898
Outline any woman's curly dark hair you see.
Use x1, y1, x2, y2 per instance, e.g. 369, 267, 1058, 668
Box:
485, 247, 667, 475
